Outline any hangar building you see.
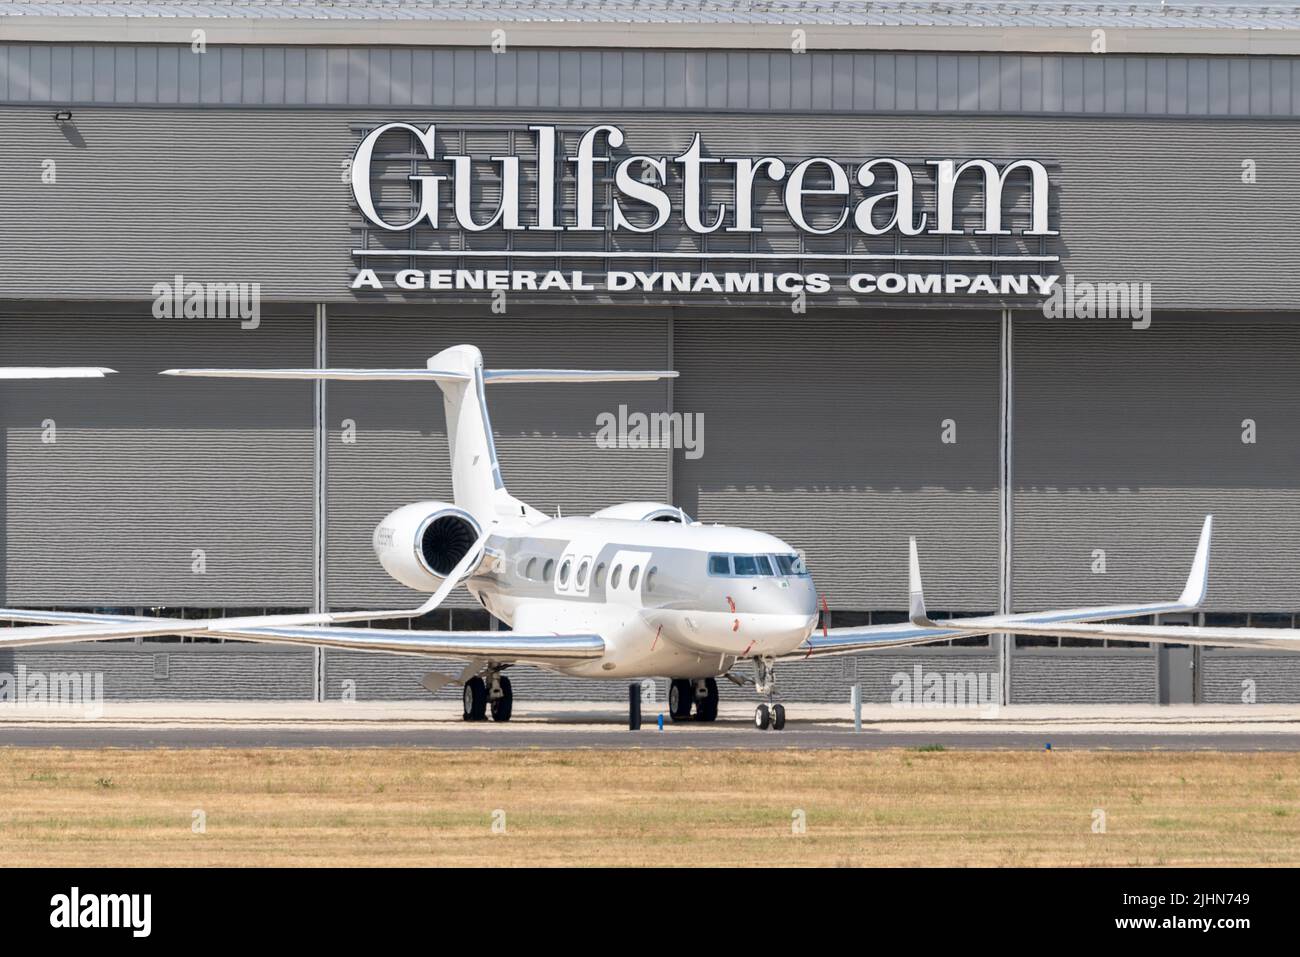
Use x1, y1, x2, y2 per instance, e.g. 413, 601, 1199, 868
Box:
2, 1, 1299, 705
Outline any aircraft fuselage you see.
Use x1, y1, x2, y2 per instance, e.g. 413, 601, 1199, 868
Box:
463, 516, 819, 679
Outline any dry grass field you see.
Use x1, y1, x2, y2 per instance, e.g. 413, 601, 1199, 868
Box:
1, 747, 1298, 866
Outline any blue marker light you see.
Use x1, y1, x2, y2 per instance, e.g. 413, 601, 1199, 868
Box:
658, 713, 664, 731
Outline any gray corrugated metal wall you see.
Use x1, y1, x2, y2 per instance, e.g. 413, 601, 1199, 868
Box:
1013, 314, 1300, 611
1011, 313, 1300, 704
3, 45, 1297, 119
0, 305, 315, 605
0, 306, 317, 701
2, 107, 1297, 309
1201, 651, 1300, 704
1011, 650, 1157, 704
672, 312, 1001, 611
0, 646, 316, 700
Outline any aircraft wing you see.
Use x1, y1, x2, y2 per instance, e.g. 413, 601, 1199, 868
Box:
788, 620, 979, 658
0, 531, 601, 665
788, 516, 1217, 659
960, 619, 1300, 650
0, 610, 603, 665
202, 624, 603, 663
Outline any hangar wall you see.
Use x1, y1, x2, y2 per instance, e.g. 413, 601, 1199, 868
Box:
1, 106, 1299, 310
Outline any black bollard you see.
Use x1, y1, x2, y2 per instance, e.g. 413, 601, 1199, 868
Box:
628, 682, 642, 730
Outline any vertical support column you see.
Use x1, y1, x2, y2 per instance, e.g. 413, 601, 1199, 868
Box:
312, 304, 328, 703
998, 307, 1014, 707
664, 316, 674, 507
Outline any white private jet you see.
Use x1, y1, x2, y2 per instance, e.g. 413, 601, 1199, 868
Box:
1, 346, 1299, 730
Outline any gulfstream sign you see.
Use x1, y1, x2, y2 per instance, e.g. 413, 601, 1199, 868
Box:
350, 123, 1057, 239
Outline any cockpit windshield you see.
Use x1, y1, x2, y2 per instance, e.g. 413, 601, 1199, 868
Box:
709, 553, 809, 577
774, 553, 807, 576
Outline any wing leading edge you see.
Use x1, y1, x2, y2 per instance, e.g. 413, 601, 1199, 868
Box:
0, 536, 602, 665
0, 610, 603, 665
791, 516, 1223, 659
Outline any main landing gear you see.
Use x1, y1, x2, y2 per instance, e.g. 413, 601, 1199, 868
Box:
668, 677, 719, 722
752, 657, 786, 731
463, 670, 513, 722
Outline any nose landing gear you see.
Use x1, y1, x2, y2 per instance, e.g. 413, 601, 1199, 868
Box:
752, 657, 786, 731
753, 703, 786, 730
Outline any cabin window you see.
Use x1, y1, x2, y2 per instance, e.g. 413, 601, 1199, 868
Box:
611, 564, 622, 588
558, 559, 571, 586
576, 560, 589, 587
524, 557, 537, 580
542, 559, 554, 582
628, 566, 641, 590
594, 562, 606, 588
708, 554, 730, 576
645, 567, 658, 592
732, 555, 760, 576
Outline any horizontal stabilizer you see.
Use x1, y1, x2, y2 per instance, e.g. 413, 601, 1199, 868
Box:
0, 367, 116, 379
161, 368, 676, 384
483, 369, 678, 384
160, 368, 470, 382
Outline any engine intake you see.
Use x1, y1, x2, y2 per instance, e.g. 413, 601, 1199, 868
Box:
373, 501, 484, 592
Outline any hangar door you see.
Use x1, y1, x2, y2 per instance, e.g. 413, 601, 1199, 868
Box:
0, 304, 317, 700
1012, 313, 1300, 703
672, 312, 1002, 615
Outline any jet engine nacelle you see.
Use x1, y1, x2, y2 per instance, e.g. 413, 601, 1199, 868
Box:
373, 501, 485, 592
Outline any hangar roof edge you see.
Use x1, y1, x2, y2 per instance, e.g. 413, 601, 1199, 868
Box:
3, 2, 1300, 56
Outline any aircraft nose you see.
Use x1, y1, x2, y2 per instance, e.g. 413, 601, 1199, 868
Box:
774, 575, 819, 623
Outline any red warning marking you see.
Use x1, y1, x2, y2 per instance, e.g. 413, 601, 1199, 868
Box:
651, 624, 661, 651
741, 640, 755, 656
819, 594, 830, 637
726, 596, 736, 613
732, 618, 740, 632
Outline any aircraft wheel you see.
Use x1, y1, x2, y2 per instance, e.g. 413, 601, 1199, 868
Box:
754, 703, 771, 730
490, 675, 513, 722
772, 703, 786, 731
462, 677, 488, 721
668, 679, 693, 721
696, 677, 719, 722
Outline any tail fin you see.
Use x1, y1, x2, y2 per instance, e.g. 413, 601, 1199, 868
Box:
427, 345, 679, 520
427, 345, 501, 519
162, 345, 676, 524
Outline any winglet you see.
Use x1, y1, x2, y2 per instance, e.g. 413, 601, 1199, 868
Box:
908, 537, 940, 628
1177, 514, 1213, 608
